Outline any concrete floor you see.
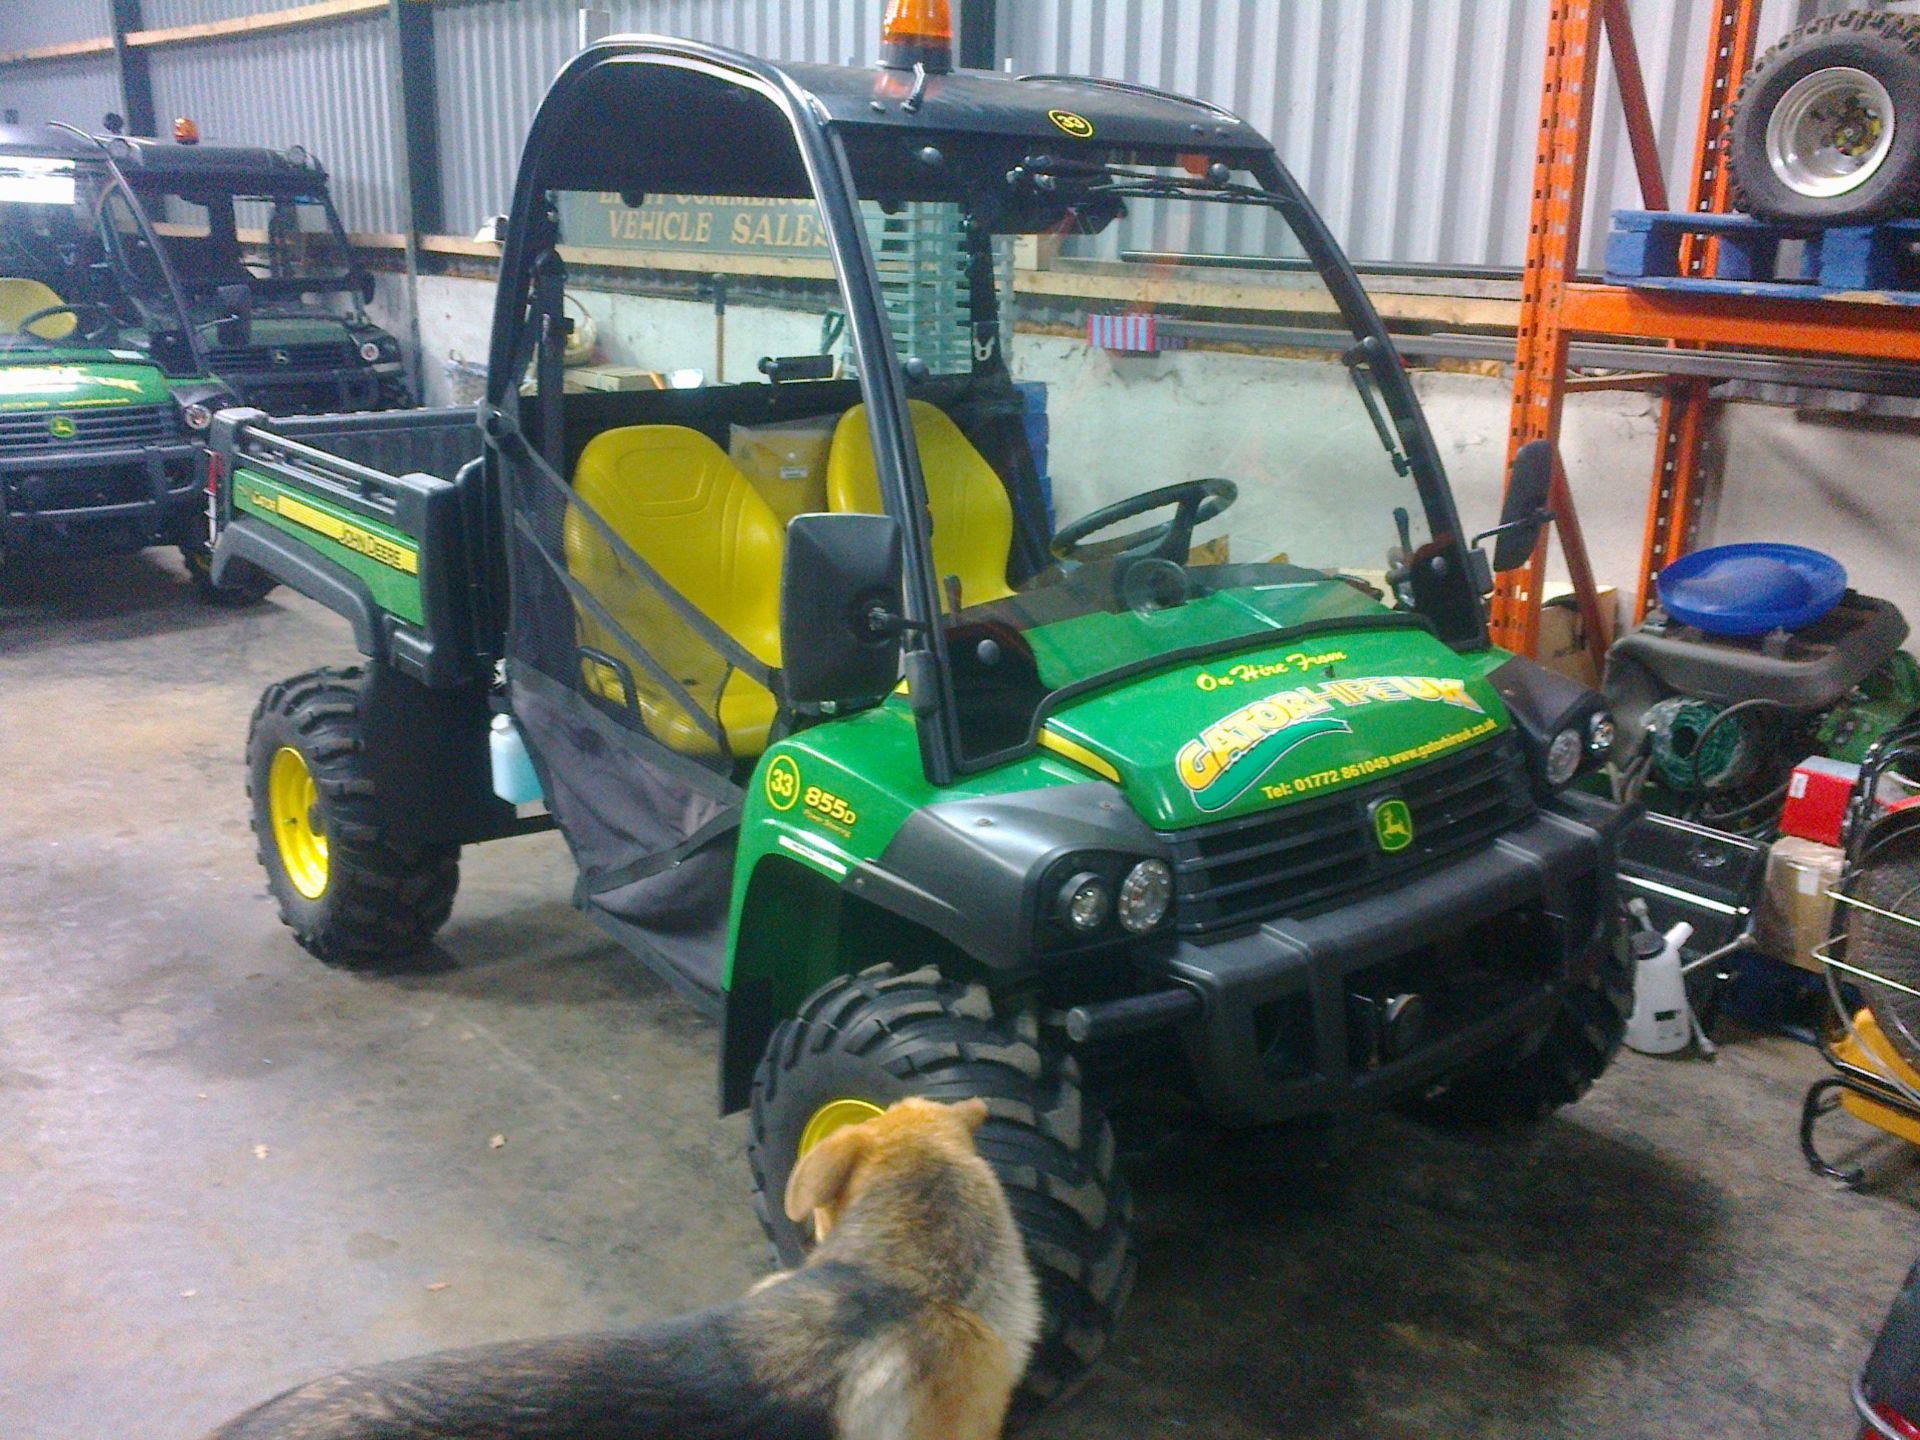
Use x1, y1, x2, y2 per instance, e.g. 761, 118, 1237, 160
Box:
3, 551, 1918, 1440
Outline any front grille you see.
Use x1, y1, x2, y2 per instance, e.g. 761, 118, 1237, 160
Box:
1165, 735, 1534, 936
0, 403, 173, 454
206, 339, 355, 371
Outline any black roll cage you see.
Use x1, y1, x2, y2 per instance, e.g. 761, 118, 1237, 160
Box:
40, 124, 206, 373
485, 36, 1485, 791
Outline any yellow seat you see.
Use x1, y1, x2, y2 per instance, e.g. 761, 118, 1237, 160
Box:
563, 425, 784, 759
0, 278, 75, 340
826, 399, 1014, 608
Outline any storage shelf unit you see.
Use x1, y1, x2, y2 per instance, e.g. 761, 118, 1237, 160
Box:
1490, 0, 1920, 663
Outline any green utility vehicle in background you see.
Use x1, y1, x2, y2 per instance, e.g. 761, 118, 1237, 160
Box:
110, 130, 410, 415
0, 125, 228, 564
210, 30, 1631, 1401
0, 122, 405, 577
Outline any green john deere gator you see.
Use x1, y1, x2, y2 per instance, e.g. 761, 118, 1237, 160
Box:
0, 125, 228, 565
208, 28, 1632, 1403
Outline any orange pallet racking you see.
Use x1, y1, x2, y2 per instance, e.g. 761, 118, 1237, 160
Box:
1491, 0, 1920, 668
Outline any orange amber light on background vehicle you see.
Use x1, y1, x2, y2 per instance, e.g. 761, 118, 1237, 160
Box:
173, 116, 200, 144
879, 0, 952, 72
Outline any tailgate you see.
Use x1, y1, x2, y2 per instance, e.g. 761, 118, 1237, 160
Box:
212, 406, 488, 685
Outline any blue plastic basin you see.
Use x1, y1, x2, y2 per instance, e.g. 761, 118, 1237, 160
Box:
1655, 542, 1847, 636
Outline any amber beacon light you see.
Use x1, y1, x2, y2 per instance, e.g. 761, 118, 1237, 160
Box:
879, 0, 952, 73
173, 116, 200, 144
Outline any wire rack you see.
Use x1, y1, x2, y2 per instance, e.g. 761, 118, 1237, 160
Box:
1801, 778, 1920, 1186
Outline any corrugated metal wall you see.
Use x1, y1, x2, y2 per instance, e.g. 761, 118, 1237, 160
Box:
435, 0, 887, 235
996, 0, 1839, 268
147, 20, 403, 233
0, 0, 1865, 264
0, 56, 123, 128
0, 0, 114, 51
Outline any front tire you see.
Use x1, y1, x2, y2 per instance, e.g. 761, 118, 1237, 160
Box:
1729, 11, 1920, 224
247, 666, 458, 966
1409, 938, 1631, 1122
747, 964, 1135, 1411
183, 538, 278, 606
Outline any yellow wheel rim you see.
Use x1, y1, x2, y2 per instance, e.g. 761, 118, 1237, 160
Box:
798, 1097, 884, 1157
268, 746, 328, 900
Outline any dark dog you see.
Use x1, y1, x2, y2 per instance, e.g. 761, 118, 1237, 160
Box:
200, 1097, 1039, 1440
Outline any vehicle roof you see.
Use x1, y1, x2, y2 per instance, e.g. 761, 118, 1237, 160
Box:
0, 124, 104, 161
0, 126, 329, 188
105, 136, 330, 189
777, 58, 1269, 155
535, 39, 1277, 200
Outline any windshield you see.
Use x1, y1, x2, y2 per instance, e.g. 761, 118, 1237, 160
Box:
0, 154, 194, 367
836, 141, 1480, 765
138, 184, 356, 309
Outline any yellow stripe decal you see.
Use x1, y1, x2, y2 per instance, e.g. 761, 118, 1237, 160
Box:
247, 485, 418, 574
1038, 727, 1122, 784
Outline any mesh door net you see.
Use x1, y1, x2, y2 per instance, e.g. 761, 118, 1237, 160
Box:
500, 369, 780, 1007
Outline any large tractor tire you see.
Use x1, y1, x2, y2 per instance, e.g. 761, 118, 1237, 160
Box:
247, 666, 458, 966
1729, 11, 1920, 224
747, 964, 1134, 1414
1408, 938, 1631, 1123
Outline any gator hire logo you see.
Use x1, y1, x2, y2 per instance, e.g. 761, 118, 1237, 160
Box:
1175, 675, 1485, 813
46, 414, 76, 439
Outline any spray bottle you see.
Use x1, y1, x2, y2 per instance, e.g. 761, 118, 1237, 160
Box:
1626, 916, 1696, 1056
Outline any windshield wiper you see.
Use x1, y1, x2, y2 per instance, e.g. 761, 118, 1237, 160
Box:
1341, 337, 1411, 477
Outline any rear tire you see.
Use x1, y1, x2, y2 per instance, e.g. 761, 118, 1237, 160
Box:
1408, 938, 1631, 1122
247, 666, 458, 966
746, 963, 1135, 1414
1729, 11, 1920, 224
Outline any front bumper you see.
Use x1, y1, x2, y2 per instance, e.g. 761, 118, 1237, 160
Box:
0, 441, 202, 557
1165, 792, 1631, 1126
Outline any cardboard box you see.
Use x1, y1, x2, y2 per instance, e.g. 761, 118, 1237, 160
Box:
1754, 835, 1845, 973
1537, 584, 1617, 688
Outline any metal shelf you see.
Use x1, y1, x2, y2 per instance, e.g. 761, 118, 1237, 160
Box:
1488, 0, 1919, 659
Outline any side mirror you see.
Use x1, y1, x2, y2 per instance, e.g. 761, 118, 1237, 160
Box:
780, 513, 906, 707
358, 271, 377, 305
1474, 438, 1556, 574
213, 282, 251, 348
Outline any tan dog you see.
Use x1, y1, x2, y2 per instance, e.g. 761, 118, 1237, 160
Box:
199, 1097, 1039, 1440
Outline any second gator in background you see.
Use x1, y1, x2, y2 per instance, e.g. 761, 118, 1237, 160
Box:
109, 127, 409, 415
0, 121, 406, 581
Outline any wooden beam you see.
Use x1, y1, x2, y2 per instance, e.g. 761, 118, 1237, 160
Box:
1012, 264, 1520, 330
0, 36, 115, 65
124, 0, 387, 51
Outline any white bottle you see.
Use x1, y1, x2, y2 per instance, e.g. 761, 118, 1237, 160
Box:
1625, 921, 1695, 1056
489, 714, 543, 806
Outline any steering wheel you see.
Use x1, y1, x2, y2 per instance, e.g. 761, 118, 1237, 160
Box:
15, 302, 116, 343
1049, 478, 1238, 565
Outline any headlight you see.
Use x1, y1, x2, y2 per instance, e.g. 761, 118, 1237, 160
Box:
1545, 726, 1584, 787
358, 340, 383, 363
180, 402, 212, 431
1588, 711, 1616, 756
1057, 872, 1112, 933
1117, 859, 1173, 934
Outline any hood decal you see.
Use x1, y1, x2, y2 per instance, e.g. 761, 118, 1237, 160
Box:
1176, 675, 1486, 813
